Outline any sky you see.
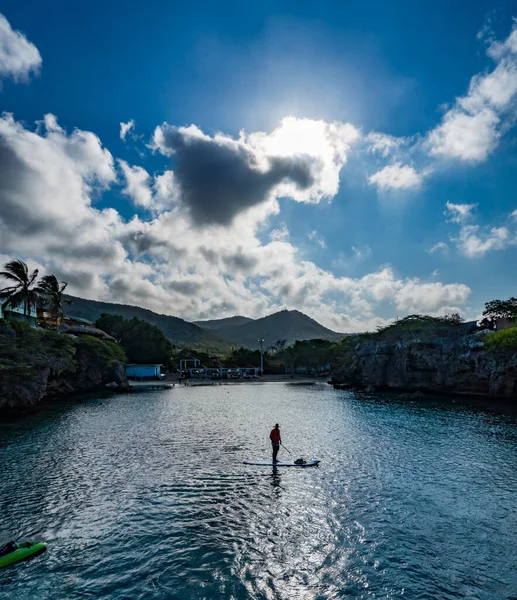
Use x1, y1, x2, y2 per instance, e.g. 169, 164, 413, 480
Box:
0, 0, 516, 332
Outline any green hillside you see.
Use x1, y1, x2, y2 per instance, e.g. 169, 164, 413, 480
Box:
195, 309, 343, 349
64, 295, 235, 352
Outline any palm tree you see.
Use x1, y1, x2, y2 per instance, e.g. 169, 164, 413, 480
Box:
35, 274, 70, 329
0, 260, 39, 321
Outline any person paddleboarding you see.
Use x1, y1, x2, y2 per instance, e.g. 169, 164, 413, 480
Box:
270, 423, 281, 463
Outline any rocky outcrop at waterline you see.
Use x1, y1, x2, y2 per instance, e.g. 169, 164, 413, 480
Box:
332, 336, 517, 398
0, 319, 129, 411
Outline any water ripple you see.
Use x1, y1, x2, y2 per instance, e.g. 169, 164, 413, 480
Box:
1, 385, 516, 599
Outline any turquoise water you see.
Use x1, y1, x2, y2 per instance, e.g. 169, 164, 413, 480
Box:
1, 383, 516, 599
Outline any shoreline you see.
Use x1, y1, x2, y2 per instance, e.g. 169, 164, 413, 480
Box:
128, 374, 325, 388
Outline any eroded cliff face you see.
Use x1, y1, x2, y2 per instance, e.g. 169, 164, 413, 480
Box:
332, 337, 517, 398
0, 321, 129, 411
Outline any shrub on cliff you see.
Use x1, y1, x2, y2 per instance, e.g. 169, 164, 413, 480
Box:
75, 335, 127, 368
0, 320, 127, 408
484, 328, 517, 351
368, 314, 466, 342
0, 319, 76, 383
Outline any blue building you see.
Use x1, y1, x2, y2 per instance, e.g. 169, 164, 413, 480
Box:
126, 364, 164, 380
0, 302, 37, 327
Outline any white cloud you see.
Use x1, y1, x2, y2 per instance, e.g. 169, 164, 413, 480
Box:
365, 132, 409, 157
368, 163, 426, 191
455, 224, 512, 257
118, 160, 152, 208
510, 208, 517, 221
270, 223, 290, 242
0, 112, 472, 334
394, 280, 470, 313
428, 242, 449, 255
120, 119, 135, 141
445, 201, 476, 223
486, 18, 517, 60
0, 13, 41, 82
151, 116, 361, 225
445, 205, 517, 258
427, 20, 517, 162
307, 230, 326, 248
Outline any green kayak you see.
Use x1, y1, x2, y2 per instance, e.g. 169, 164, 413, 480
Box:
0, 542, 47, 568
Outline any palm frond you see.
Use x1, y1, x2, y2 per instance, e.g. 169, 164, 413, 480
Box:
0, 271, 23, 284
2, 260, 29, 282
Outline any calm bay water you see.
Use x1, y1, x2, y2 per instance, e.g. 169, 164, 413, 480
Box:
1, 383, 516, 599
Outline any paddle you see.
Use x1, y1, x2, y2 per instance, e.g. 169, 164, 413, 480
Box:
281, 443, 291, 454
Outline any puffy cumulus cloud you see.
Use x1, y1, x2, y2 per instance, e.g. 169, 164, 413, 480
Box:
0, 111, 472, 334
394, 280, 470, 313
120, 119, 135, 141
455, 225, 513, 257
151, 116, 360, 226
427, 20, 517, 162
0, 112, 126, 297
443, 205, 517, 258
368, 163, 426, 191
445, 201, 477, 223
118, 162, 180, 212
0, 13, 41, 82
118, 160, 152, 208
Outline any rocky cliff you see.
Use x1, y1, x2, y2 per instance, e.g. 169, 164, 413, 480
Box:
332, 336, 517, 398
0, 320, 129, 412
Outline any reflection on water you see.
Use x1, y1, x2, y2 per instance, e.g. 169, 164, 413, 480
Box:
270, 467, 282, 493
1, 384, 517, 599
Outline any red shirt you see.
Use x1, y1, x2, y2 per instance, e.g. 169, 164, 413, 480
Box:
270, 428, 281, 444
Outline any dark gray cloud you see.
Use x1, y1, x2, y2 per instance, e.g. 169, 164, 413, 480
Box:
118, 230, 187, 259
157, 125, 315, 226
199, 246, 219, 265
222, 251, 258, 273
167, 280, 203, 295
0, 139, 50, 235
47, 242, 121, 262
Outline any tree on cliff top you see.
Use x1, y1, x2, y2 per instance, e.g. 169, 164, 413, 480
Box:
0, 260, 39, 319
36, 274, 71, 328
480, 298, 517, 329
371, 314, 465, 341
96, 313, 173, 365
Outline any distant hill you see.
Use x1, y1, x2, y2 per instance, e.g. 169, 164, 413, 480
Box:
193, 316, 254, 330
195, 309, 343, 349
63, 295, 235, 352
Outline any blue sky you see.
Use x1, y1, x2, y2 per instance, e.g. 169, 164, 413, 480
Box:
0, 1, 516, 331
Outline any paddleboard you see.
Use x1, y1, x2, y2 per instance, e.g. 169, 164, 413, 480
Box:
243, 460, 320, 467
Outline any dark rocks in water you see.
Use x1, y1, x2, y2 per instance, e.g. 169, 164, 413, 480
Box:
332, 336, 517, 399
400, 391, 426, 401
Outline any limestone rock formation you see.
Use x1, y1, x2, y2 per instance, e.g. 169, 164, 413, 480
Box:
332, 336, 517, 398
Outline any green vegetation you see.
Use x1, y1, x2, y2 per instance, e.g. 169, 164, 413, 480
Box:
479, 297, 517, 329
0, 319, 76, 383
484, 328, 517, 351
75, 334, 127, 367
0, 260, 69, 328
364, 314, 466, 342
64, 294, 235, 352
96, 314, 172, 365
